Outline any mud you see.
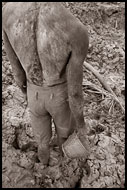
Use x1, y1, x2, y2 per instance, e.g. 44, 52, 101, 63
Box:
2, 2, 125, 188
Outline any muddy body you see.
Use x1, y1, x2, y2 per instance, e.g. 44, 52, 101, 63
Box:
2, 2, 88, 86
2, 2, 89, 163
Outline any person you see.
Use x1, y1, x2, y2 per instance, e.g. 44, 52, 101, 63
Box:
2, 2, 89, 165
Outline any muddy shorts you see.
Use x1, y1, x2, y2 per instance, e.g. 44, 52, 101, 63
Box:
27, 82, 76, 146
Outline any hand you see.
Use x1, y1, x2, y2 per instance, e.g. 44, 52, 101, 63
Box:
77, 127, 88, 136
23, 92, 27, 102
21, 85, 27, 101
21, 85, 27, 93
77, 127, 91, 154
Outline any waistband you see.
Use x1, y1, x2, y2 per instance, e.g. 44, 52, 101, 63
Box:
27, 81, 67, 91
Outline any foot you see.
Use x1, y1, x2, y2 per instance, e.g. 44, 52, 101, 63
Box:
38, 145, 50, 165
58, 137, 67, 156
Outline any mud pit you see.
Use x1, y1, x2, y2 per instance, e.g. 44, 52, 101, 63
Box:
2, 2, 125, 188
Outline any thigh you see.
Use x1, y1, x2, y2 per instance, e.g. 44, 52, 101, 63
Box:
51, 100, 76, 138
27, 85, 52, 145
30, 112, 52, 146
46, 84, 76, 138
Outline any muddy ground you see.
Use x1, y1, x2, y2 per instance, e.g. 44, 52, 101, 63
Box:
2, 2, 125, 188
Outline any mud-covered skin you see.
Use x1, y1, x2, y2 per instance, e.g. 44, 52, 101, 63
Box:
2, 3, 43, 86
2, 2, 89, 130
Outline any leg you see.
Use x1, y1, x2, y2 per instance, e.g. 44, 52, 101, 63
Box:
27, 84, 52, 165
51, 101, 76, 155
46, 84, 76, 155
30, 111, 52, 165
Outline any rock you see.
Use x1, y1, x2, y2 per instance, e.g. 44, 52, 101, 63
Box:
10, 116, 21, 126
112, 57, 120, 64
16, 127, 31, 149
19, 152, 35, 169
98, 134, 110, 148
117, 154, 124, 164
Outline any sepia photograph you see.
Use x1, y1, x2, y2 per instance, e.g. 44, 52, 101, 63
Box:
2, 2, 125, 188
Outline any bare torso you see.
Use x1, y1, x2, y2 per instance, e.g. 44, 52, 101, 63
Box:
3, 2, 89, 135
3, 2, 88, 86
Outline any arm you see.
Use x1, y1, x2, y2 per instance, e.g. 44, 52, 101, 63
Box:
67, 29, 89, 131
3, 30, 27, 94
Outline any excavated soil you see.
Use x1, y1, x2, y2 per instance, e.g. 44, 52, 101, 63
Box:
2, 2, 125, 188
